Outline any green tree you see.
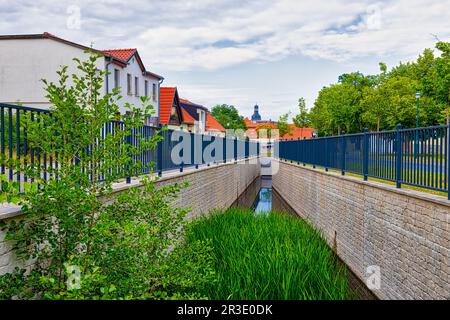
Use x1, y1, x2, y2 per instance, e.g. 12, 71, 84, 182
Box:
292, 97, 310, 128
211, 104, 246, 130
310, 41, 450, 135
276, 113, 292, 138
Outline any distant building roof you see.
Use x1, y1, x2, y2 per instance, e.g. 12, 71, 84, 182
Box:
179, 98, 208, 122
206, 113, 226, 132
244, 117, 314, 140
102, 48, 164, 80
102, 48, 136, 61
159, 87, 182, 125
180, 98, 225, 132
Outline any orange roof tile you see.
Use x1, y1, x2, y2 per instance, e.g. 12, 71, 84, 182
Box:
159, 87, 179, 125
206, 113, 225, 132
180, 106, 196, 124
102, 48, 136, 61
280, 125, 315, 140
244, 118, 314, 140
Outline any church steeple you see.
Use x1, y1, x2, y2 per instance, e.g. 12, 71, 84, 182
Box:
251, 104, 261, 121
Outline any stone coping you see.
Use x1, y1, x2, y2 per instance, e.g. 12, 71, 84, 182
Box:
274, 158, 450, 209
0, 157, 260, 221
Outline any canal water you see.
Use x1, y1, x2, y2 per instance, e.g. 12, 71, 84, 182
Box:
232, 175, 377, 300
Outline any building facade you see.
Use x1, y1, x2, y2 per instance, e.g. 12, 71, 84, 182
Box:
0, 33, 163, 121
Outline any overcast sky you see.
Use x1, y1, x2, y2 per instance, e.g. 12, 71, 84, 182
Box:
1, 0, 449, 120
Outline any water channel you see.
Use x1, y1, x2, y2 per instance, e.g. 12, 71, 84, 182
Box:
232, 174, 377, 300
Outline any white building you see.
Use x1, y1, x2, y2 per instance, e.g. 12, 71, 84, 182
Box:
0, 32, 163, 121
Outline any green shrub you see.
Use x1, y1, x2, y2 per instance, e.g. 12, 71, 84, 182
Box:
0, 52, 215, 300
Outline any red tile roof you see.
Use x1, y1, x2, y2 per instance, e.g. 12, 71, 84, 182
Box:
280, 125, 315, 140
179, 98, 194, 104
206, 113, 226, 132
244, 118, 314, 140
102, 48, 136, 61
159, 87, 182, 125
180, 106, 195, 124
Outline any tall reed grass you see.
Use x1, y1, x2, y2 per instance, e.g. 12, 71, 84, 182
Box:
187, 207, 354, 300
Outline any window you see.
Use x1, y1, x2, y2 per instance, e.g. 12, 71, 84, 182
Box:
114, 69, 120, 89
127, 73, 132, 95
134, 77, 139, 96
152, 83, 157, 101
144, 80, 149, 97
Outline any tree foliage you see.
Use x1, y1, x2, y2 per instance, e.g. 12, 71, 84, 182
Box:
276, 113, 292, 138
308, 42, 450, 136
292, 97, 311, 128
211, 104, 246, 130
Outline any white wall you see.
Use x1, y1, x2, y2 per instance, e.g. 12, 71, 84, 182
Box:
0, 38, 106, 109
0, 38, 159, 117
105, 54, 160, 116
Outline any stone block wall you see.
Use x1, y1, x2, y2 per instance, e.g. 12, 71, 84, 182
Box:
272, 159, 449, 300
0, 158, 260, 275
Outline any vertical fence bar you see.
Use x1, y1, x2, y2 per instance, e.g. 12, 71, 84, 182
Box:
23, 111, 27, 184
447, 120, 450, 200
396, 124, 402, 188
125, 127, 132, 184
157, 125, 163, 176
8, 108, 13, 181
223, 136, 226, 163
341, 132, 346, 175
234, 137, 237, 162
179, 132, 184, 172
0, 107, 4, 175
363, 128, 369, 181
15, 109, 20, 183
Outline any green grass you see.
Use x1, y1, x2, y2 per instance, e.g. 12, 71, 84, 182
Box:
292, 162, 448, 197
187, 207, 354, 300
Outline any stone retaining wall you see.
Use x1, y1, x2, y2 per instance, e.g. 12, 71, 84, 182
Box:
0, 158, 260, 275
272, 159, 449, 300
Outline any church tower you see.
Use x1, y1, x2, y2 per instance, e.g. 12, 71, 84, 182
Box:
251, 104, 262, 121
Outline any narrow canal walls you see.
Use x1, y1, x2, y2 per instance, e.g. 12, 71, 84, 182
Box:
0, 158, 260, 275
154, 158, 261, 219
272, 159, 449, 300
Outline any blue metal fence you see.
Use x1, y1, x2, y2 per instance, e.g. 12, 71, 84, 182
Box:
278, 124, 450, 199
1, 104, 259, 193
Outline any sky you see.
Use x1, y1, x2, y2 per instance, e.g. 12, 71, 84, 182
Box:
1, 0, 449, 120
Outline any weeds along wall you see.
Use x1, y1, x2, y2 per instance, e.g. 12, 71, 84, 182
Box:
272, 159, 449, 300
0, 158, 261, 275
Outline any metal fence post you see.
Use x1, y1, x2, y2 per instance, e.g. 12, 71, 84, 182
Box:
234, 136, 238, 162
363, 128, 369, 181
126, 127, 132, 184
396, 124, 402, 188
303, 137, 306, 166
245, 137, 249, 159
191, 132, 198, 169
341, 131, 346, 175
223, 137, 226, 163
447, 118, 449, 200
157, 125, 163, 177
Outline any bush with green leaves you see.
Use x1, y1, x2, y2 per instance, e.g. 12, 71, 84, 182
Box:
0, 52, 215, 300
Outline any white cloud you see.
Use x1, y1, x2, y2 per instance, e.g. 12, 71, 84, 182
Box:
1, 0, 449, 119
2, 0, 449, 71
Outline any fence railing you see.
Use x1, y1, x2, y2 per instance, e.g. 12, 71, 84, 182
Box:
278, 124, 450, 200
1, 104, 259, 194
